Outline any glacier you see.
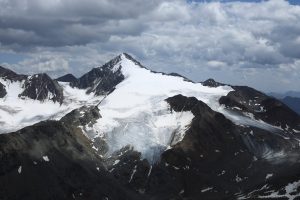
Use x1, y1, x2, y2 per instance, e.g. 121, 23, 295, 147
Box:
88, 54, 233, 162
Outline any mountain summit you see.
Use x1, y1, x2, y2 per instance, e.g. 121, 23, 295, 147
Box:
0, 54, 300, 199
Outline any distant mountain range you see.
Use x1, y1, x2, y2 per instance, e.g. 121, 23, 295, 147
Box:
269, 92, 300, 115
269, 91, 300, 99
280, 96, 300, 115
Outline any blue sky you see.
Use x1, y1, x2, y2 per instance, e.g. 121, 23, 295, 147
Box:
0, 0, 300, 93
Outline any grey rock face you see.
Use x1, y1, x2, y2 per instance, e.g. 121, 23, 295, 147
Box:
19, 73, 64, 104
219, 86, 300, 129
202, 78, 225, 87
61, 106, 101, 127
0, 82, 6, 98
0, 66, 64, 103
75, 55, 124, 95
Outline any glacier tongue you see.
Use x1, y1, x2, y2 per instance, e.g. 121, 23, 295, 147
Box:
94, 100, 194, 163
90, 54, 233, 162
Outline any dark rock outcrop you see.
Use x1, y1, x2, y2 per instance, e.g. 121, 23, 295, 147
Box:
74, 55, 124, 95
202, 78, 225, 87
0, 66, 27, 81
104, 146, 152, 195
19, 74, 64, 104
0, 82, 6, 98
0, 66, 64, 103
61, 106, 101, 127
260, 97, 300, 129
220, 86, 300, 129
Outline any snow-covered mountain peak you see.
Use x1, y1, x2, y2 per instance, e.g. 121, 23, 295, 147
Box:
88, 54, 234, 162
98, 53, 147, 74
80, 54, 300, 164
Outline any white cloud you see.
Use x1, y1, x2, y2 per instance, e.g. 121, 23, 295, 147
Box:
3, 54, 70, 76
0, 0, 300, 92
207, 60, 227, 70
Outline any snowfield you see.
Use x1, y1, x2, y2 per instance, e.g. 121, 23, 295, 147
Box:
0, 79, 99, 133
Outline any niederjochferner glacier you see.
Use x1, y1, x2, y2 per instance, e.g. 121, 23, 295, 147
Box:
0, 53, 300, 200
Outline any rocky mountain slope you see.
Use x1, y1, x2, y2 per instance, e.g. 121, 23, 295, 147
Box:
56, 73, 79, 85
0, 53, 300, 199
57, 55, 125, 95
269, 92, 300, 115
0, 106, 140, 200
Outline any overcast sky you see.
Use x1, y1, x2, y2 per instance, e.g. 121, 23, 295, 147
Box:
0, 0, 299, 92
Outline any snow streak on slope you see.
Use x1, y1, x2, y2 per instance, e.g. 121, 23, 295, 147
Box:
238, 180, 300, 200
219, 109, 285, 133
90, 54, 233, 162
59, 82, 100, 107
0, 79, 99, 133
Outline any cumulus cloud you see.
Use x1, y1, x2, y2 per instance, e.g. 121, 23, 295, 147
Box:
0, 0, 159, 48
0, 0, 300, 92
2, 54, 69, 76
20, 55, 69, 73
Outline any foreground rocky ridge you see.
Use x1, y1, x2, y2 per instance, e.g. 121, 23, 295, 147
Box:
0, 106, 140, 200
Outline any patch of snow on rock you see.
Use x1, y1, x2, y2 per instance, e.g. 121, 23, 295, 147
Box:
266, 173, 273, 179
201, 187, 213, 193
42, 156, 50, 162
